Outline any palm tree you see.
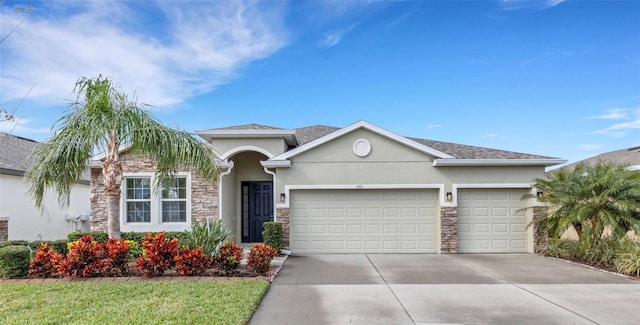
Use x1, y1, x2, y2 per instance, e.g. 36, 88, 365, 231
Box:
25, 76, 218, 239
532, 161, 640, 243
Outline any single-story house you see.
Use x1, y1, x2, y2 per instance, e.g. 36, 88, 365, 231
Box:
89, 121, 565, 254
0, 132, 91, 241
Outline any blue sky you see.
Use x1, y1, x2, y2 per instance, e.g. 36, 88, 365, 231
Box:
1, 0, 638, 166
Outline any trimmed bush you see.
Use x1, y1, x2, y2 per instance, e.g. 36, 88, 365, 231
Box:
121, 232, 146, 246
262, 222, 282, 251
0, 245, 30, 278
135, 232, 179, 278
247, 244, 277, 275
174, 247, 210, 276
51, 239, 69, 256
104, 238, 130, 276
29, 243, 62, 278
68, 231, 108, 243
59, 235, 107, 278
215, 242, 243, 274
0, 240, 29, 249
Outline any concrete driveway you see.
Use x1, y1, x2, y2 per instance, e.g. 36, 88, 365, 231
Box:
249, 254, 639, 325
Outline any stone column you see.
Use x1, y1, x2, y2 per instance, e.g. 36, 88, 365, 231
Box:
276, 208, 290, 250
440, 207, 458, 254
532, 206, 547, 254
0, 219, 8, 241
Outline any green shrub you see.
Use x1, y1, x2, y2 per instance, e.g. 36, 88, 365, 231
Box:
0, 240, 29, 249
166, 231, 190, 245
546, 238, 580, 259
68, 231, 108, 243
121, 232, 146, 246
51, 239, 69, 256
125, 240, 142, 259
182, 219, 230, 256
615, 240, 640, 277
28, 240, 46, 252
585, 235, 622, 267
0, 245, 30, 278
262, 222, 282, 251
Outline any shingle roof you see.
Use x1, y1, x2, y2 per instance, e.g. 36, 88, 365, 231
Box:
0, 132, 40, 174
203, 123, 287, 131
294, 125, 341, 145
0, 132, 90, 181
562, 146, 640, 170
293, 125, 557, 160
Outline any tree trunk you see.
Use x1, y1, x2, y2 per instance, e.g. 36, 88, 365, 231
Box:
106, 189, 121, 239
103, 131, 122, 239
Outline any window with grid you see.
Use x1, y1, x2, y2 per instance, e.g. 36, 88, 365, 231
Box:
161, 177, 187, 222
125, 177, 151, 223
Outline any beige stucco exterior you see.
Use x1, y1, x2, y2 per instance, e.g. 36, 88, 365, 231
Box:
207, 123, 549, 253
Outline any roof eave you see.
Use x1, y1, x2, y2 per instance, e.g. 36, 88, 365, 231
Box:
433, 158, 567, 167
196, 129, 298, 146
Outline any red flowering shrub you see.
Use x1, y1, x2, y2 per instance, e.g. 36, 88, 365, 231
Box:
174, 247, 210, 276
135, 232, 179, 277
247, 244, 277, 275
29, 243, 62, 278
104, 238, 130, 276
58, 235, 107, 278
214, 241, 243, 274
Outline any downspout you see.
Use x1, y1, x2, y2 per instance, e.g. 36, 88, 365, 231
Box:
217, 160, 234, 221
263, 166, 277, 222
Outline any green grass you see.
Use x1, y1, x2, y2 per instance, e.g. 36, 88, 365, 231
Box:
0, 280, 269, 324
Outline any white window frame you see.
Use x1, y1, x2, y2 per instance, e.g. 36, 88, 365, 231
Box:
120, 172, 192, 232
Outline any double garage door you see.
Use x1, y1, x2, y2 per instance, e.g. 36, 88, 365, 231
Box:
290, 189, 438, 253
289, 188, 529, 254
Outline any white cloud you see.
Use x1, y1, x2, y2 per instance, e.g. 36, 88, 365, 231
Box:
0, 1, 287, 107
579, 144, 603, 151
480, 133, 498, 138
0, 118, 52, 135
499, 0, 566, 11
319, 23, 358, 48
427, 124, 443, 129
596, 118, 640, 136
590, 108, 629, 120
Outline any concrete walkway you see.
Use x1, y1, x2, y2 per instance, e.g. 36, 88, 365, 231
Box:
249, 254, 639, 325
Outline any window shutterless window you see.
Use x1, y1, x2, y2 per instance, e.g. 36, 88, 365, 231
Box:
125, 177, 151, 223
161, 178, 187, 222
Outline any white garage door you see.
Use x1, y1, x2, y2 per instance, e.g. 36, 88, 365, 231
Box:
458, 189, 529, 253
290, 189, 437, 253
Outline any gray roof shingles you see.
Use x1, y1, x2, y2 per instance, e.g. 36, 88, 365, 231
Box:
0, 132, 40, 174
292, 124, 557, 160
562, 146, 640, 170
0, 132, 90, 182
203, 123, 288, 131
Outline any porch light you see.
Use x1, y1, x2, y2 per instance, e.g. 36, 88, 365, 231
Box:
280, 193, 286, 202
446, 192, 453, 201
537, 191, 544, 198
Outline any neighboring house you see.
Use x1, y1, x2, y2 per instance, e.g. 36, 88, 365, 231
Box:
0, 133, 90, 241
561, 146, 640, 171
90, 121, 565, 254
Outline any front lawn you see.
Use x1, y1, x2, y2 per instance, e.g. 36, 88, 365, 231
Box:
0, 280, 269, 324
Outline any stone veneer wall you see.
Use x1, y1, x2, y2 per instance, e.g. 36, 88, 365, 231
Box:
532, 206, 547, 254
90, 152, 218, 232
276, 207, 290, 249
440, 207, 458, 254
0, 220, 8, 241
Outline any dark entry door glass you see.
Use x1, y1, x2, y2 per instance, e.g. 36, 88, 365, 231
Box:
241, 181, 273, 242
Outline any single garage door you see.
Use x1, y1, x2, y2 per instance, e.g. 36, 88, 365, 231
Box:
290, 189, 437, 253
457, 189, 529, 253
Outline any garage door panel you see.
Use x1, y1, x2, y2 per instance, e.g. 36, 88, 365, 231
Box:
458, 189, 529, 253
290, 189, 437, 253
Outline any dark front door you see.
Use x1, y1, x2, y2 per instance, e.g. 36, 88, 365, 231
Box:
241, 181, 273, 243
